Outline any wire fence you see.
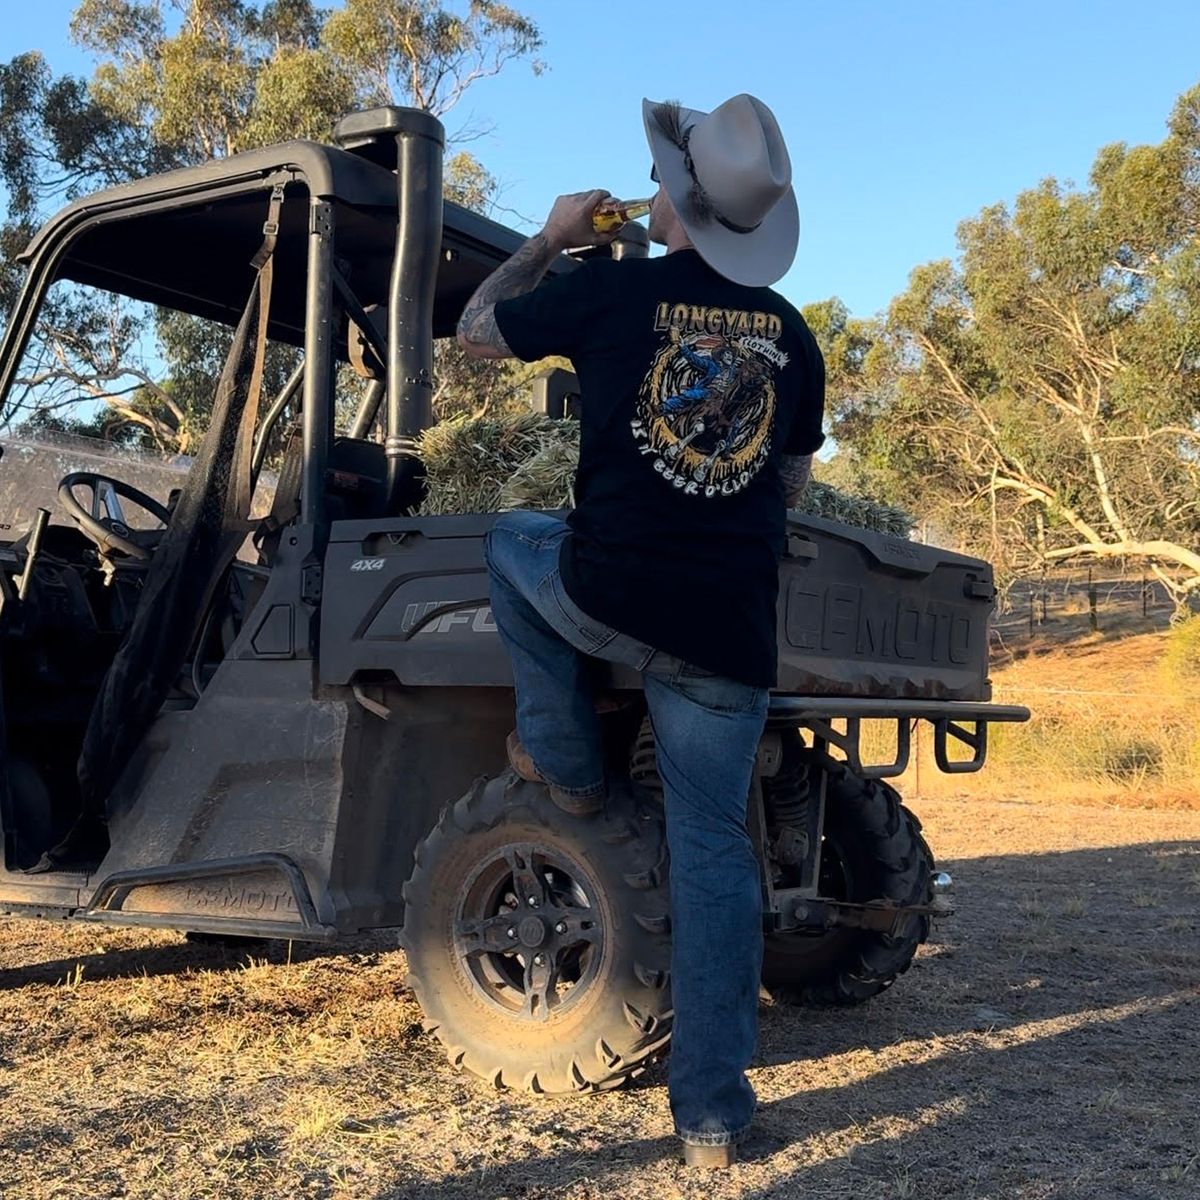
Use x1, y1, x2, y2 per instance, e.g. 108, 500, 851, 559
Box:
0, 431, 278, 534
1, 427, 194, 467
990, 566, 1190, 654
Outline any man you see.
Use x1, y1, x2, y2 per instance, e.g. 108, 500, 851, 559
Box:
457, 93, 825, 1168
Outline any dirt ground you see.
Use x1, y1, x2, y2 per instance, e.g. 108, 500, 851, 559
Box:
1, 798, 1197, 1200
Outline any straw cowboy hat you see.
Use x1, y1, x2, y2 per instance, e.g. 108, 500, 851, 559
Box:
643, 93, 798, 288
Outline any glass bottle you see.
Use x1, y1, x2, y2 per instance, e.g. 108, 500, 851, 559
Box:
591, 198, 653, 234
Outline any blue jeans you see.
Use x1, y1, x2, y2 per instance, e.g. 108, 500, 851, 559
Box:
484, 511, 768, 1146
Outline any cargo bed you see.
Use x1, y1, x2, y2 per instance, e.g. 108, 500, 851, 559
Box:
317, 510, 998, 702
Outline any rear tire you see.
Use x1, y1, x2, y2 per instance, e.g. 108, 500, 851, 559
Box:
762, 749, 935, 1006
401, 773, 673, 1094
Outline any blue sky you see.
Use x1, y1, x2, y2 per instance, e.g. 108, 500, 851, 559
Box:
4, 0, 1200, 318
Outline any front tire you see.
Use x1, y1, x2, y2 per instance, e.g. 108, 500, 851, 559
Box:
401, 774, 673, 1093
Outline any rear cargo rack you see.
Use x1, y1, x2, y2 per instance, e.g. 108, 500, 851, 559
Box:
766, 697, 1030, 779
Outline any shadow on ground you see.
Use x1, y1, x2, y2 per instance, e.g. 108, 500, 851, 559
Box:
0, 930, 378, 990
0, 838, 1196, 1200
359, 839, 1200, 1200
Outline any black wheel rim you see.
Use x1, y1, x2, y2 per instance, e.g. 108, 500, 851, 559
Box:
817, 833, 855, 905
453, 842, 604, 1022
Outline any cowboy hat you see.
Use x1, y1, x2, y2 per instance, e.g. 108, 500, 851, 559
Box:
642, 94, 798, 288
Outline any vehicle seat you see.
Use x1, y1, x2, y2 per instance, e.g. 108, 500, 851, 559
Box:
326, 436, 387, 522
257, 434, 419, 565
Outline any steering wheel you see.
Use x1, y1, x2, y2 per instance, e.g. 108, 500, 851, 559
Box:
57, 471, 173, 562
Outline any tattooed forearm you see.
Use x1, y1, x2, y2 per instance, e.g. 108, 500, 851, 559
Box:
456, 232, 561, 359
780, 453, 813, 507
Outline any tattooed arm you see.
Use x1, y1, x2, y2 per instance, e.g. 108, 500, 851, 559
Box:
780, 453, 813, 508
457, 188, 618, 361
456, 232, 561, 359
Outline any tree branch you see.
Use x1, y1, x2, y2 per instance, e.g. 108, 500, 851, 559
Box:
1042, 537, 1200, 582
986, 476, 1108, 547
1099, 425, 1200, 445
1077, 417, 1131, 541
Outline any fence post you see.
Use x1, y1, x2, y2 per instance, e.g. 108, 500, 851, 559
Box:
913, 719, 922, 799
1088, 567, 1098, 632
1143, 573, 1148, 618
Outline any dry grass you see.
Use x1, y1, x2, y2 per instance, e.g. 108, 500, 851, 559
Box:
2, 801, 1199, 1199
418, 413, 580, 515
858, 623, 1200, 810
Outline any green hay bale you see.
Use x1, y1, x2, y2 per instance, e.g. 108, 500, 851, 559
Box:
497, 433, 580, 511
796, 479, 912, 538
419, 415, 912, 536
418, 413, 574, 515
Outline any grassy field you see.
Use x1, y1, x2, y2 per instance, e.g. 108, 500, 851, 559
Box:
2, 585, 1198, 1198
861, 593, 1200, 809
1, 800, 1198, 1200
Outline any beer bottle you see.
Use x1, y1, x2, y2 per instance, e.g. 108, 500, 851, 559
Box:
591, 197, 653, 234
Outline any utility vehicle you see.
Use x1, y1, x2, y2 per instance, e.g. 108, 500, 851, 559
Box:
0, 107, 1028, 1092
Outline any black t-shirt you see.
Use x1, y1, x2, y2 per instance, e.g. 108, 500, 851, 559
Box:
494, 248, 825, 687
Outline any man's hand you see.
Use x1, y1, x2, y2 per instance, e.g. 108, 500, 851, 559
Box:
542, 189, 622, 251
457, 188, 620, 361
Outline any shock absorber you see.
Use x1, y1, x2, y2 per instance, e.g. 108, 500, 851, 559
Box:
761, 732, 812, 868
630, 717, 813, 859
630, 716, 663, 801
762, 736, 810, 825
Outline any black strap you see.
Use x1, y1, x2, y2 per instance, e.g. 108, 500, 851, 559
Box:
255, 425, 303, 547
197, 183, 286, 627
715, 212, 763, 236
198, 190, 283, 618
251, 182, 286, 270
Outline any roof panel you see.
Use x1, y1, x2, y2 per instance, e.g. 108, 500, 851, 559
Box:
20, 139, 566, 346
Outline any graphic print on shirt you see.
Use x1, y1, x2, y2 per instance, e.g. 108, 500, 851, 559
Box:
632, 302, 789, 498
